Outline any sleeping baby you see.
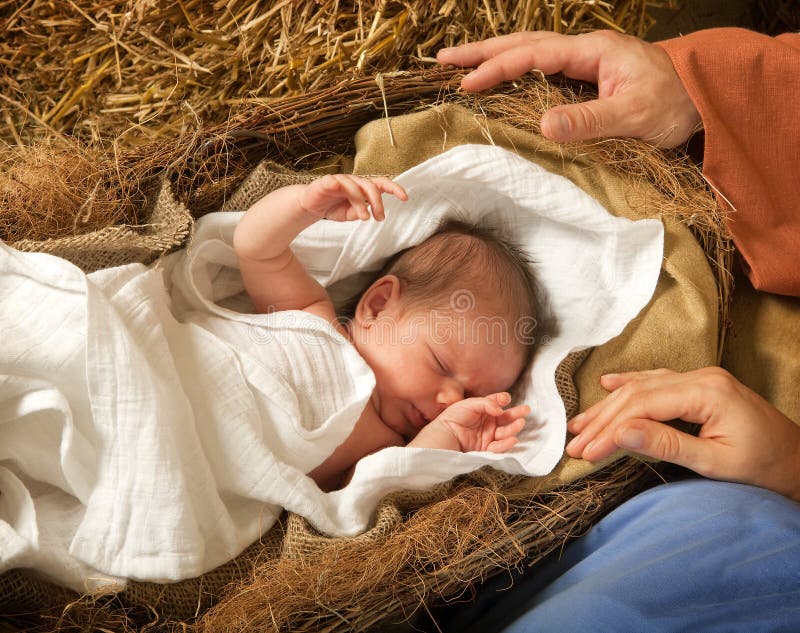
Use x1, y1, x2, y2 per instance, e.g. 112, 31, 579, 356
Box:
234, 174, 541, 490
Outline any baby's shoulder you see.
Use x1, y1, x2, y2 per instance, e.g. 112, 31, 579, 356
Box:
299, 298, 341, 331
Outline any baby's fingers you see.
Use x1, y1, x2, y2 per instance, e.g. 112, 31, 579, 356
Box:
332, 175, 372, 220
486, 436, 519, 454
486, 392, 512, 408
494, 417, 526, 440
481, 398, 504, 417
352, 176, 407, 221
346, 176, 384, 221
370, 176, 408, 202
497, 404, 531, 423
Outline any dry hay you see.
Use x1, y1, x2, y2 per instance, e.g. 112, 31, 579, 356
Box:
194, 460, 656, 632
1, 0, 678, 146
0, 138, 144, 242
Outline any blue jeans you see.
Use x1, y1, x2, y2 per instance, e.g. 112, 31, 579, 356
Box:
432, 479, 800, 633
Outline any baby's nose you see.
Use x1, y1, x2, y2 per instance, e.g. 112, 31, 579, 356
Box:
435, 381, 464, 409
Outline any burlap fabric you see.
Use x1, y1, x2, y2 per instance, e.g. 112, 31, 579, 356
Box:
0, 104, 721, 624
723, 268, 800, 424
12, 176, 193, 272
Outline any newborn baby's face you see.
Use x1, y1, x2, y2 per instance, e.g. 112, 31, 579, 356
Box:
355, 303, 526, 440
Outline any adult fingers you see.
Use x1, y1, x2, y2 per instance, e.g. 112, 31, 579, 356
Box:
566, 375, 711, 458
599, 369, 675, 392
611, 419, 715, 476
578, 417, 716, 478
568, 369, 681, 434
541, 94, 646, 143
458, 32, 615, 91
436, 32, 558, 68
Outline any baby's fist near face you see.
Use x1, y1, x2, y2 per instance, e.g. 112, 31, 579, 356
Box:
436, 392, 530, 453
298, 174, 407, 223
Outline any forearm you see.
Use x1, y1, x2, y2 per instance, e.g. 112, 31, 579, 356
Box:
407, 420, 460, 451
233, 184, 317, 263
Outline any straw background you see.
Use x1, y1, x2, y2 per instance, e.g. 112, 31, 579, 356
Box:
1, 0, 678, 146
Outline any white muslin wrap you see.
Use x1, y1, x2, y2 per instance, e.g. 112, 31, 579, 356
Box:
0, 144, 663, 590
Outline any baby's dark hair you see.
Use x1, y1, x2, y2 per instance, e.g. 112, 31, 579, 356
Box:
343, 218, 549, 377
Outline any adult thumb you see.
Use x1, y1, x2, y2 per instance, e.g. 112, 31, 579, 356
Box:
615, 420, 712, 476
541, 97, 632, 143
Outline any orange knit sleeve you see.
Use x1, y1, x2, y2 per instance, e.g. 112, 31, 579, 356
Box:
656, 29, 800, 297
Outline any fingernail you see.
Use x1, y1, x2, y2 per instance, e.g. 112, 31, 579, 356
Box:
618, 428, 645, 450
565, 436, 579, 452
601, 373, 618, 380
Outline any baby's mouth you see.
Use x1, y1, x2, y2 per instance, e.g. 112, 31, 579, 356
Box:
409, 404, 429, 429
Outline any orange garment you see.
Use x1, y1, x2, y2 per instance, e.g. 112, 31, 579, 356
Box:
657, 28, 800, 297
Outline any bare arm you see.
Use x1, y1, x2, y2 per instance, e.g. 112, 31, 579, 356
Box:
308, 399, 404, 491
233, 175, 407, 318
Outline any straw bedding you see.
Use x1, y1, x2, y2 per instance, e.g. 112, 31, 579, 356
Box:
0, 2, 733, 632
1, 0, 678, 146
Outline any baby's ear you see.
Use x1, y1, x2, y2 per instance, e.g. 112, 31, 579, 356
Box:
356, 275, 402, 322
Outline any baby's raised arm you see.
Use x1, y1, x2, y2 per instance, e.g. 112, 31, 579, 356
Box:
233, 175, 406, 320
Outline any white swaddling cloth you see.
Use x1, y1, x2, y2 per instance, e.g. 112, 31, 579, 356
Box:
0, 144, 663, 590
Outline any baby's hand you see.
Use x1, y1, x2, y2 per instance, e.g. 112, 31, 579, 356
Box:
298, 174, 407, 222
436, 392, 530, 453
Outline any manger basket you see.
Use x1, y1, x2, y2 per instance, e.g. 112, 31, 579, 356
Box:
1, 67, 730, 633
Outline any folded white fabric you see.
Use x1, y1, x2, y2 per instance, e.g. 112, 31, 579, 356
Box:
0, 144, 663, 589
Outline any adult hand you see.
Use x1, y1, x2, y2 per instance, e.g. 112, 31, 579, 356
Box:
565, 367, 800, 501
437, 30, 702, 148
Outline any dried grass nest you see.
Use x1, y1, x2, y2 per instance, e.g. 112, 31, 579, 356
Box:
1, 66, 732, 351
1, 0, 679, 146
